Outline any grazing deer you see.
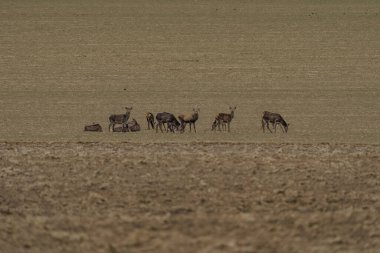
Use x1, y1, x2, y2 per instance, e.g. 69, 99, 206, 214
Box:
262, 111, 289, 133
211, 118, 226, 131
109, 107, 133, 132
214, 106, 237, 132
146, 112, 155, 130
128, 118, 141, 132
167, 121, 180, 133
84, 123, 103, 132
178, 106, 200, 133
155, 112, 180, 133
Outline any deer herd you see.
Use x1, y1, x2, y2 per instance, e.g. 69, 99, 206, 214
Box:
84, 106, 290, 134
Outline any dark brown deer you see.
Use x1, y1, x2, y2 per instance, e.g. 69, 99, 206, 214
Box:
211, 118, 226, 131
178, 106, 200, 133
146, 112, 155, 130
262, 111, 289, 133
84, 123, 102, 132
109, 107, 133, 132
155, 112, 180, 133
214, 106, 236, 132
167, 121, 180, 133
128, 118, 141, 132
112, 125, 128, 132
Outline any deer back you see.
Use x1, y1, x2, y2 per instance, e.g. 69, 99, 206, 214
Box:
262, 111, 282, 123
156, 112, 178, 124
216, 106, 236, 123
109, 107, 133, 124
216, 113, 232, 123
109, 114, 128, 124
84, 123, 102, 132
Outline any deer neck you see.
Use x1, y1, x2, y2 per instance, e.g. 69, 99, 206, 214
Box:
230, 110, 234, 119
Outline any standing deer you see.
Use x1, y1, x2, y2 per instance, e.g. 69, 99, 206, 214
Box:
178, 106, 200, 133
214, 106, 237, 132
146, 112, 155, 130
155, 112, 180, 133
262, 111, 289, 133
109, 107, 133, 132
211, 118, 226, 131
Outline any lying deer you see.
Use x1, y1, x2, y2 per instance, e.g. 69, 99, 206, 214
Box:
128, 118, 141, 132
262, 111, 289, 133
109, 107, 133, 132
213, 106, 236, 132
112, 125, 128, 132
112, 118, 140, 133
178, 106, 200, 133
84, 123, 103, 132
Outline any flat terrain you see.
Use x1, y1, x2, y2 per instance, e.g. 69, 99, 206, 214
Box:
0, 0, 379, 143
1, 1, 380, 252
1, 142, 379, 253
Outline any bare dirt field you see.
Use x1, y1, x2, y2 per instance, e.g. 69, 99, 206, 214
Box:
1, 0, 380, 252
1, 142, 379, 253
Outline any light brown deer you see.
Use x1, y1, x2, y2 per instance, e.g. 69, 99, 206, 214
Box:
146, 112, 155, 130
178, 106, 200, 133
214, 106, 236, 132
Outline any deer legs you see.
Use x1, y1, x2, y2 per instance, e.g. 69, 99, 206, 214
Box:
262, 119, 286, 133
273, 120, 286, 133
262, 119, 273, 133
190, 123, 196, 133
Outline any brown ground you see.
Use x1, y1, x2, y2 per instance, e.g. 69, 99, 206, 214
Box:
1, 1, 380, 252
0, 0, 379, 143
1, 142, 380, 253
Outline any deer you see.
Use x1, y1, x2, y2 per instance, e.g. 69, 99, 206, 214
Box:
214, 106, 237, 132
262, 111, 289, 133
178, 106, 200, 133
112, 125, 129, 132
109, 107, 133, 132
155, 112, 181, 133
84, 123, 103, 132
167, 121, 180, 133
128, 118, 141, 132
211, 118, 226, 131
146, 112, 155, 130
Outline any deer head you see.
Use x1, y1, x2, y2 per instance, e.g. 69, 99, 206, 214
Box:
125, 107, 133, 112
